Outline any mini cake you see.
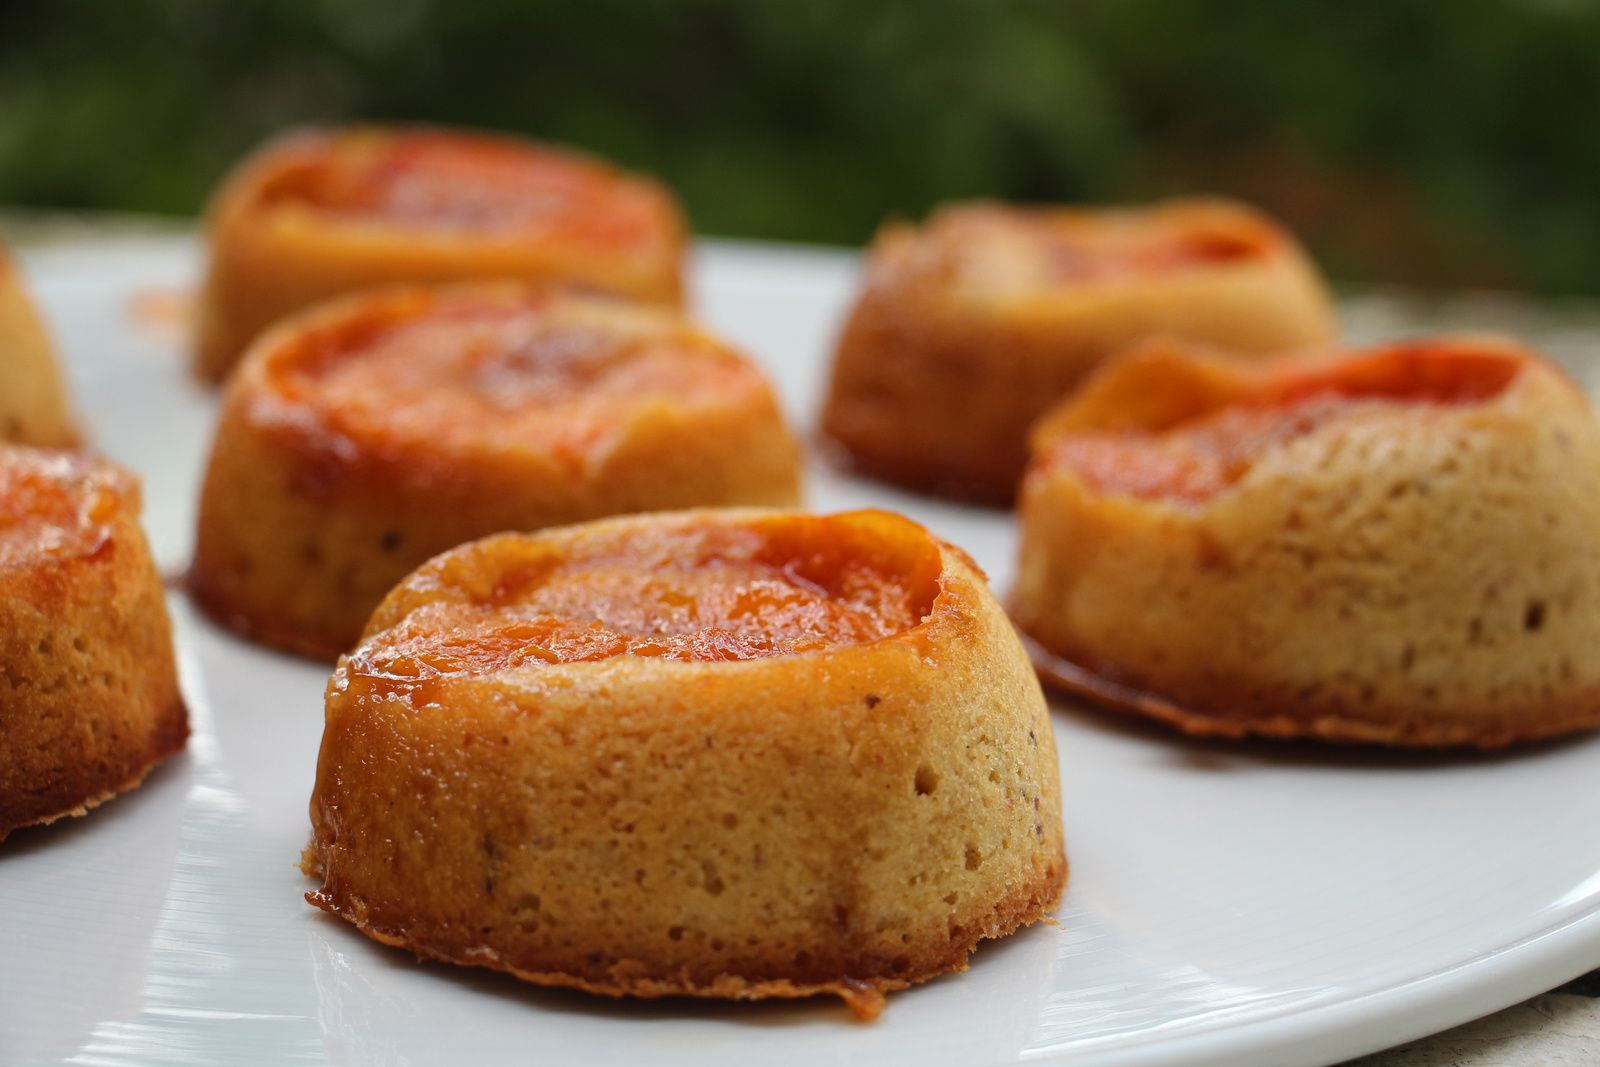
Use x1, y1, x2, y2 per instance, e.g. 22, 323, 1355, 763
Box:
304, 508, 1065, 1017
0, 447, 187, 839
821, 198, 1335, 502
1013, 336, 1600, 748
190, 282, 803, 661
1, 247, 77, 447
194, 125, 687, 382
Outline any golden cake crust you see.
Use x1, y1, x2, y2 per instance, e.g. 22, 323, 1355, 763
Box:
821, 198, 1335, 503
0, 448, 187, 839
303, 509, 1065, 1015
1013, 337, 1600, 748
0, 249, 78, 448
193, 126, 688, 382
190, 283, 803, 661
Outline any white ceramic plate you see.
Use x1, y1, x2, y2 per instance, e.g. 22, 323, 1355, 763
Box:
3, 236, 1599, 1067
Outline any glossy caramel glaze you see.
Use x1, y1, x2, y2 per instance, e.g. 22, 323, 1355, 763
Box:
1039, 343, 1526, 505
914, 201, 1275, 296
264, 287, 771, 469
0, 449, 127, 567
257, 129, 666, 249
353, 513, 940, 683
193, 125, 687, 382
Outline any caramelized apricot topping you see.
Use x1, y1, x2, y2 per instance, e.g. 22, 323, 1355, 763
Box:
352, 514, 943, 684
0, 452, 124, 566
262, 130, 663, 247
1039, 222, 1266, 281
266, 289, 760, 462
929, 205, 1274, 293
1042, 343, 1526, 504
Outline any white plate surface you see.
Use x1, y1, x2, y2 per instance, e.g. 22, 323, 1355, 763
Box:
3, 236, 1599, 1067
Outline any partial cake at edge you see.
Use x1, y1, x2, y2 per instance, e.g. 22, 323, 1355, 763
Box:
0, 247, 78, 447
0, 447, 187, 839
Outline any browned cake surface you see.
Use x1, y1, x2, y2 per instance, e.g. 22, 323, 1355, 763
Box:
1014, 337, 1600, 747
190, 283, 803, 660
304, 509, 1065, 1016
193, 125, 687, 381
821, 198, 1335, 502
0, 249, 78, 448
0, 448, 187, 839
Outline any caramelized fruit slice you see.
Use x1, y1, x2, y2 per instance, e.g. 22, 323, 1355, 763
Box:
0, 451, 126, 567
266, 289, 762, 463
931, 205, 1275, 295
353, 513, 943, 685
1040, 342, 1526, 504
262, 130, 663, 247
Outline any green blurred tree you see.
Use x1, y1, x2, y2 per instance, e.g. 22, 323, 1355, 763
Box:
2, 0, 1597, 292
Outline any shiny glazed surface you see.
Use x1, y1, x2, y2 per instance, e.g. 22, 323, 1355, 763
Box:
354, 514, 940, 681
910, 202, 1278, 295
1040, 344, 1526, 504
0, 449, 125, 567
264, 288, 766, 463
260, 129, 664, 247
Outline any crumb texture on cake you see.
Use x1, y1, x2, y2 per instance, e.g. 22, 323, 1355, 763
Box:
190, 283, 803, 661
193, 125, 687, 381
1014, 336, 1600, 747
305, 509, 1065, 1013
821, 197, 1335, 502
0, 448, 187, 839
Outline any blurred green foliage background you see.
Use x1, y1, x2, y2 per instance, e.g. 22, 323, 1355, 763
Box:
2, 0, 1597, 292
